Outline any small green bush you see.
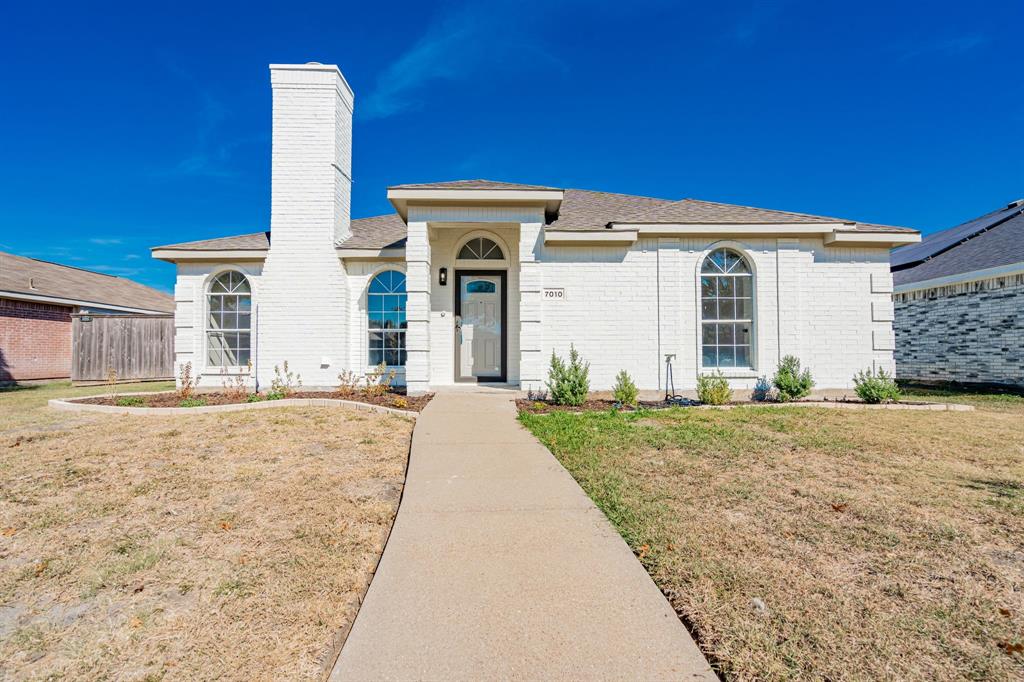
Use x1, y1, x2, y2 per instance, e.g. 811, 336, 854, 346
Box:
853, 367, 901, 404
264, 391, 286, 401
115, 396, 145, 407
772, 355, 814, 402
697, 370, 732, 405
546, 345, 590, 406
246, 393, 265, 403
612, 370, 639, 407
179, 398, 207, 408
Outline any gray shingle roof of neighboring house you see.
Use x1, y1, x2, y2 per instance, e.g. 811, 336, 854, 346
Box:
0, 251, 174, 312
154, 184, 916, 251
892, 200, 1024, 286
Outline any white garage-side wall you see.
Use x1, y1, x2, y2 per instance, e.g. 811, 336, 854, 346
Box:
172, 262, 264, 388
527, 236, 894, 392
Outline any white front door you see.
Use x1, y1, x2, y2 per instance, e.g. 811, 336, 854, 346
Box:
456, 273, 504, 381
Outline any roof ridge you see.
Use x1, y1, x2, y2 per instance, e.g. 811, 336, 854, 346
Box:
564, 187, 677, 202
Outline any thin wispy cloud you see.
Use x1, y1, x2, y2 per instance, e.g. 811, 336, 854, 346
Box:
898, 33, 989, 60
89, 237, 123, 245
152, 54, 261, 179
88, 264, 143, 277
363, 2, 568, 120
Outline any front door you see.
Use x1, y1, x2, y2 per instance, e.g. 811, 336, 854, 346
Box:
455, 271, 506, 382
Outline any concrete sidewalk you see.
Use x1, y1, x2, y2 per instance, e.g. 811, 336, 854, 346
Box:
331, 389, 715, 681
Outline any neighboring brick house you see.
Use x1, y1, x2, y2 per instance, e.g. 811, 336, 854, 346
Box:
153, 63, 920, 395
0, 252, 174, 381
891, 199, 1024, 388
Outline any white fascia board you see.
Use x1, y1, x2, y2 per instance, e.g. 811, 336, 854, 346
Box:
387, 188, 564, 203
825, 231, 921, 246
893, 262, 1024, 294
614, 222, 846, 235
544, 230, 639, 245
0, 289, 169, 314
151, 249, 268, 262
337, 247, 406, 260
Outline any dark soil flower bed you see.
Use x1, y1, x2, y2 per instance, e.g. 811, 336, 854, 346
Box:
78, 390, 434, 412
516, 398, 672, 414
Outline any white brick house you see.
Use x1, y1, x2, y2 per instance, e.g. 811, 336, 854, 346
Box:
153, 63, 920, 396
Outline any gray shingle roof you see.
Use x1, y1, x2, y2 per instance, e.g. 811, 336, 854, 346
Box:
892, 203, 1024, 286
153, 231, 271, 251
605, 197, 916, 233
0, 251, 174, 312
389, 179, 562, 191
153, 185, 917, 252
546, 189, 674, 231
338, 214, 408, 249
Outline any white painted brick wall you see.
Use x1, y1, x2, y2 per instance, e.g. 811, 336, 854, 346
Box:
172, 262, 263, 388
531, 237, 894, 391
257, 64, 353, 388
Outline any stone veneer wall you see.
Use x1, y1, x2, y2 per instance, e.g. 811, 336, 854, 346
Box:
893, 274, 1024, 387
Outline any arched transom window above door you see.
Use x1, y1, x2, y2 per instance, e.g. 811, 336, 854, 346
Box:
457, 237, 504, 260
700, 248, 753, 369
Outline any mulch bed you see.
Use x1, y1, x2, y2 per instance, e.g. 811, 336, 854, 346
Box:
516, 396, 927, 414
78, 390, 434, 412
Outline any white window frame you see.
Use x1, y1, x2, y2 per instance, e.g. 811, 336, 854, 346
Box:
697, 246, 756, 372
366, 269, 407, 368
205, 270, 252, 370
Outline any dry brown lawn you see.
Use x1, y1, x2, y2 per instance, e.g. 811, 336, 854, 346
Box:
0, 381, 412, 680
521, 391, 1024, 680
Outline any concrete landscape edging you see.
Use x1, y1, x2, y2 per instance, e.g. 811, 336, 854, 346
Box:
48, 393, 419, 419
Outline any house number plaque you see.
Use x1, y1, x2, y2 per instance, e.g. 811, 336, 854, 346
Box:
543, 288, 566, 300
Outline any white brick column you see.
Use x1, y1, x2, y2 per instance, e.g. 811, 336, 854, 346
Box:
405, 221, 431, 395
518, 222, 544, 392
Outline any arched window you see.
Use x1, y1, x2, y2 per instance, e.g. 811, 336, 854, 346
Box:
368, 270, 407, 367
207, 271, 251, 367
700, 248, 753, 368
458, 237, 504, 260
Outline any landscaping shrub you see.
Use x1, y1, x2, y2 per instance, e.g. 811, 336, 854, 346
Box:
772, 355, 814, 402
697, 370, 732, 405
364, 362, 396, 398
336, 369, 361, 397
221, 361, 251, 401
246, 393, 265, 403
391, 396, 409, 410
177, 362, 201, 402
853, 367, 901, 404
115, 396, 145, 407
752, 376, 773, 402
269, 361, 301, 399
546, 345, 590, 406
179, 398, 207, 408
612, 370, 639, 407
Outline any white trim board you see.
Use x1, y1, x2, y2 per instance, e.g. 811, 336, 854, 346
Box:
893, 262, 1024, 294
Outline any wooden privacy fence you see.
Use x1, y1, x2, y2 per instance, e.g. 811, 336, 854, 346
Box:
71, 313, 174, 384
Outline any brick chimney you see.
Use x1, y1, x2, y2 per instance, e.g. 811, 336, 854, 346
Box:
257, 64, 353, 387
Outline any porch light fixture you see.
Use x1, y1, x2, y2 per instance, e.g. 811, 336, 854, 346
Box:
439, 267, 448, 286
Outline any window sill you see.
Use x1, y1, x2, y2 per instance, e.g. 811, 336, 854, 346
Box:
698, 368, 760, 379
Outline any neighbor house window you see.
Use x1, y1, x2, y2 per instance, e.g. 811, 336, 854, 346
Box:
207, 271, 251, 367
700, 248, 753, 368
458, 237, 504, 260
368, 270, 407, 367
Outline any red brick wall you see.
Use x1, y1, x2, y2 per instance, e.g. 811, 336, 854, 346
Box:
0, 298, 73, 381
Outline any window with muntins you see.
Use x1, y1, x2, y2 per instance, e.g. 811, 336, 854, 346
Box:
368, 270, 407, 367
700, 248, 753, 368
457, 237, 504, 260
207, 271, 251, 367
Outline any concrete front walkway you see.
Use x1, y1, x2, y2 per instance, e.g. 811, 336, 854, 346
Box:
331, 389, 715, 681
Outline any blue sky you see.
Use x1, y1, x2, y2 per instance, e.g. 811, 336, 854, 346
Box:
2, 0, 1021, 292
